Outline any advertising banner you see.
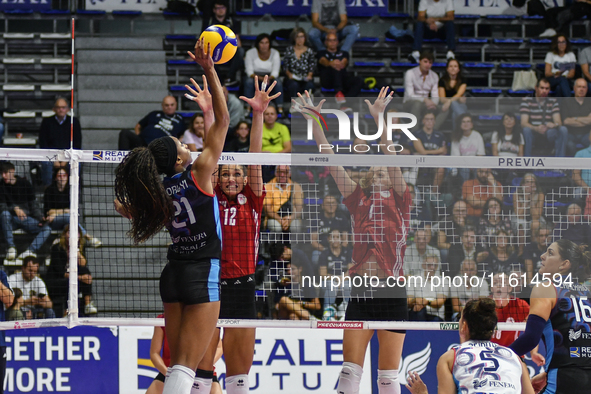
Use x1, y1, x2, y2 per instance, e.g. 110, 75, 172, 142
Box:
0, 0, 51, 11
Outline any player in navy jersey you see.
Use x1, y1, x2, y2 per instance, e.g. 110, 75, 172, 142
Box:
295, 86, 411, 394
405, 298, 534, 394
114, 39, 229, 394
191, 75, 279, 394
509, 238, 591, 394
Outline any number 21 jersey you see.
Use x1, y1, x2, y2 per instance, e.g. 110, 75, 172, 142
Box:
164, 169, 222, 261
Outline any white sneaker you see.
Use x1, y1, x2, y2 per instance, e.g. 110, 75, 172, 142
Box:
87, 237, 102, 248
17, 250, 36, 260
446, 50, 455, 60
85, 302, 98, 315
409, 50, 420, 63
539, 28, 557, 38
6, 247, 16, 261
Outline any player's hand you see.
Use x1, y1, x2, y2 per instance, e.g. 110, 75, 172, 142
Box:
531, 352, 546, 367
292, 90, 326, 121
405, 371, 428, 394
188, 38, 214, 70
531, 372, 547, 393
185, 75, 213, 113
365, 86, 393, 121
239, 75, 281, 114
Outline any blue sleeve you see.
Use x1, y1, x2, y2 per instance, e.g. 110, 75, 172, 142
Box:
509, 314, 546, 356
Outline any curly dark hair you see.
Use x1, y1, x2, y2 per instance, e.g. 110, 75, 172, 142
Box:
114, 138, 175, 244
462, 298, 497, 340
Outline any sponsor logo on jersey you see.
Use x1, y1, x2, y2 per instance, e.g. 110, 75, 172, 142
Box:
238, 194, 247, 205
571, 347, 581, 357
570, 329, 582, 341
473, 378, 488, 388
380, 191, 391, 198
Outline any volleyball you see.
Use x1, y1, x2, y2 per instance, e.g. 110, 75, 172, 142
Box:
199, 25, 238, 64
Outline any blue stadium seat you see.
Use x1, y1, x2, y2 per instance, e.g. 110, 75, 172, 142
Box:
522, 14, 543, 19
168, 59, 194, 65
4, 9, 34, 14
533, 170, 566, 178
166, 34, 196, 40
40, 9, 70, 15
76, 9, 106, 15
433, 62, 447, 68
178, 112, 195, 118
394, 87, 405, 95
385, 37, 396, 43
507, 89, 534, 96
530, 38, 551, 45
423, 38, 444, 43
379, 12, 410, 18
169, 85, 185, 91
456, 14, 480, 19
464, 63, 495, 68
458, 38, 488, 44
485, 15, 517, 19
493, 38, 524, 44
360, 88, 380, 93
356, 37, 379, 42
354, 61, 384, 67
391, 62, 417, 68
113, 10, 142, 16
470, 88, 502, 95
500, 63, 532, 69
479, 115, 503, 121
571, 38, 591, 45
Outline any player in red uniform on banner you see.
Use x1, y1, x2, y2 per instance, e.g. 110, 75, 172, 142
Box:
296, 86, 412, 394
190, 75, 279, 394
491, 272, 545, 366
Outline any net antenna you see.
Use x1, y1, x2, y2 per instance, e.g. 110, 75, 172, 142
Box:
67, 17, 80, 327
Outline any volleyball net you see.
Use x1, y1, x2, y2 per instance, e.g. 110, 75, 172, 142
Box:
0, 144, 590, 332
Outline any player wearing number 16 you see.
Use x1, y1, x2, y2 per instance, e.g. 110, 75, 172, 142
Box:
509, 239, 591, 394
114, 39, 229, 394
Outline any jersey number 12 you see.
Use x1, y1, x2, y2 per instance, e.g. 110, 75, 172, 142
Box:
224, 207, 237, 226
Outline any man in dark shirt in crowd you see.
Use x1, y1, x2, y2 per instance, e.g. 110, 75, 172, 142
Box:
523, 223, 553, 283
118, 96, 185, 150
310, 194, 350, 264
38, 97, 82, 187
317, 32, 362, 104
201, 0, 244, 85
562, 78, 591, 156
0, 162, 51, 262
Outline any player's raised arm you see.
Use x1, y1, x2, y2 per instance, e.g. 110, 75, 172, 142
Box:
240, 75, 280, 197
293, 91, 357, 198
365, 86, 407, 197
189, 39, 230, 194
185, 76, 214, 140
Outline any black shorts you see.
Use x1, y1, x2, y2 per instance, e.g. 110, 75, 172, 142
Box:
159, 258, 221, 304
345, 280, 408, 333
219, 274, 256, 319
154, 371, 219, 384
543, 367, 591, 394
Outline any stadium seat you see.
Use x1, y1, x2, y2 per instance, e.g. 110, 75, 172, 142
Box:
2, 84, 35, 91
40, 84, 71, 91
40, 58, 71, 64
3, 58, 35, 64
112, 10, 143, 16
3, 111, 35, 118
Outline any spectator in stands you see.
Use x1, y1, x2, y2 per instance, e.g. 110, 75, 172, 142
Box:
408, 184, 433, 231
545, 34, 576, 97
0, 161, 51, 262
411, 111, 447, 190
46, 225, 96, 317
512, 172, 546, 243
491, 112, 524, 157
275, 261, 322, 320
447, 226, 486, 276
523, 223, 553, 282
553, 202, 591, 245
283, 28, 316, 104
450, 113, 485, 181
403, 50, 439, 122
8, 256, 54, 319
482, 228, 522, 275
264, 165, 304, 233
308, 0, 359, 53
562, 78, 591, 156
180, 113, 204, 152
38, 97, 82, 187
6, 288, 27, 321
540, 0, 591, 39
262, 104, 291, 153
310, 194, 350, 265
43, 166, 101, 248
406, 228, 442, 276
462, 168, 502, 218
477, 197, 512, 248
223, 85, 245, 133
573, 131, 591, 192
407, 252, 447, 321
201, 0, 244, 86
244, 34, 283, 113
520, 78, 568, 157
434, 59, 467, 131
317, 32, 362, 103
318, 229, 350, 321
226, 121, 250, 152
449, 259, 489, 321
409, 0, 456, 63
436, 199, 469, 264
579, 38, 591, 92
118, 96, 185, 150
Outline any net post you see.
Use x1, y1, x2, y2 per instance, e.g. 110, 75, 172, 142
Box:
67, 150, 81, 328
70, 17, 75, 151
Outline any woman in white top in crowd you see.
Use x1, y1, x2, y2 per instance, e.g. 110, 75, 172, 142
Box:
450, 113, 485, 181
244, 33, 284, 113
544, 34, 576, 97
181, 113, 204, 152
491, 112, 524, 157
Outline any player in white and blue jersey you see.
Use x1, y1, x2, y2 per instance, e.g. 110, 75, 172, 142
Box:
406, 298, 534, 394
509, 238, 591, 394
114, 39, 229, 394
